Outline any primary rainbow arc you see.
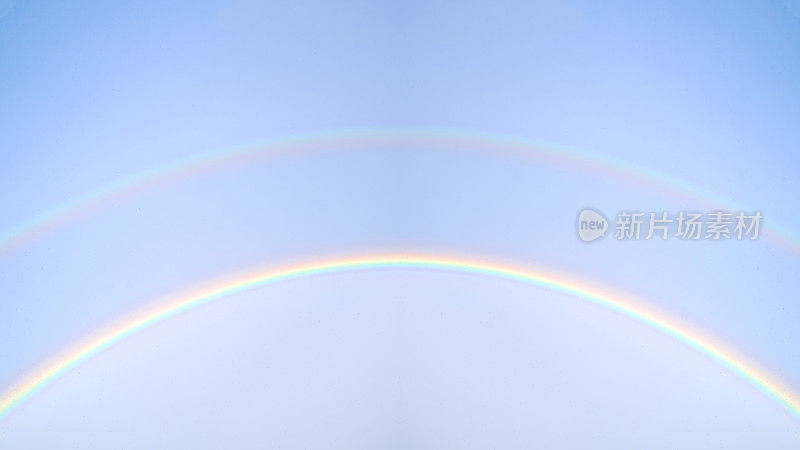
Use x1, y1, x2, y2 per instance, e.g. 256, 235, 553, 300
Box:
1, 253, 798, 423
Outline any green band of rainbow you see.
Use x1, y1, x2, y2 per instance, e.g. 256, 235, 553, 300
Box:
1, 253, 798, 423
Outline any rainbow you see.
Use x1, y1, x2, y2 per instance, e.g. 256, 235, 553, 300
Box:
1, 253, 799, 423
1, 128, 797, 257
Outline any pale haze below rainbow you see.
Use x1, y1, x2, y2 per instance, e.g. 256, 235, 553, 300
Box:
0, 254, 799, 426
1, 128, 797, 257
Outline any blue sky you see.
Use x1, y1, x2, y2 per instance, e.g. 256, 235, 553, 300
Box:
1, 1, 800, 447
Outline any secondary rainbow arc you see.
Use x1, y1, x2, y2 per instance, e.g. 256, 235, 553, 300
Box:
0, 253, 798, 423
1, 128, 797, 257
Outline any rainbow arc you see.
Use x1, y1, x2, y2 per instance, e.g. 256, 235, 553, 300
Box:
1, 129, 797, 256
1, 253, 798, 423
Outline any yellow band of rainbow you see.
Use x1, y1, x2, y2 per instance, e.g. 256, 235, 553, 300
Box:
1, 253, 798, 423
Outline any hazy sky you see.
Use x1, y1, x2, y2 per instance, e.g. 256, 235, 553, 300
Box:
1, 1, 800, 448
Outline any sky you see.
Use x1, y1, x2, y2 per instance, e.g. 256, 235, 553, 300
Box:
1, 0, 800, 448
